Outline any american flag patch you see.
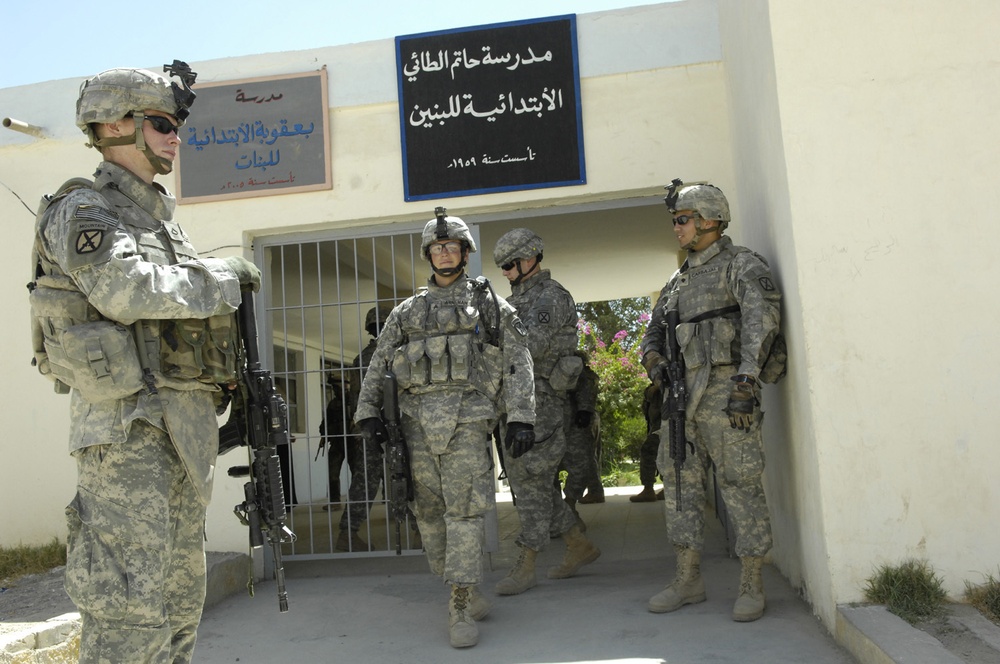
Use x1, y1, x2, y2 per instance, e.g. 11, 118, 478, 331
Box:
73, 204, 118, 226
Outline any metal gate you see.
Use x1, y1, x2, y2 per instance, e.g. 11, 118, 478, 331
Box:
252, 222, 473, 560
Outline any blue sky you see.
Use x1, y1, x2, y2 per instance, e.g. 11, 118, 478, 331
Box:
1, 0, 666, 90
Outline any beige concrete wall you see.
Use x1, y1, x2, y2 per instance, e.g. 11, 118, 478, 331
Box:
720, 0, 1000, 629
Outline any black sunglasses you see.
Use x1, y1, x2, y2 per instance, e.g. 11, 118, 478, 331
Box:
500, 260, 517, 271
144, 115, 180, 135
672, 213, 700, 226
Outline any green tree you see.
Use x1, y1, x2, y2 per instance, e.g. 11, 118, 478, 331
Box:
578, 300, 652, 482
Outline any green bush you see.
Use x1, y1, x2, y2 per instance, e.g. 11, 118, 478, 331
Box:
0, 538, 66, 583
965, 570, 1000, 626
864, 559, 947, 624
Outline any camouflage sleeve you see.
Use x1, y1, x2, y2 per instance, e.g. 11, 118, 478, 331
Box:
353, 308, 404, 422
42, 189, 240, 325
520, 282, 578, 369
727, 251, 782, 378
496, 297, 535, 425
641, 274, 677, 359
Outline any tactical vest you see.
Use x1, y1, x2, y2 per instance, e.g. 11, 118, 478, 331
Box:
29, 177, 238, 402
664, 243, 786, 384
390, 281, 503, 400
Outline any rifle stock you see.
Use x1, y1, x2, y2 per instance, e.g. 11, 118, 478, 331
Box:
664, 309, 688, 512
229, 288, 296, 612
382, 369, 413, 554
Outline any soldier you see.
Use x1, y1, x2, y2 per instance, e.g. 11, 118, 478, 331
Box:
641, 180, 782, 622
630, 381, 665, 503
353, 209, 535, 648
561, 350, 603, 513
492, 228, 601, 597
335, 305, 391, 551
28, 62, 260, 662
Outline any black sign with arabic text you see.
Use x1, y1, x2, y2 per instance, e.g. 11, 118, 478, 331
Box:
396, 15, 586, 201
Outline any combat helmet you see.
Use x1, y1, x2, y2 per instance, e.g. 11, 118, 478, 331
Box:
664, 179, 730, 227
421, 207, 475, 277
493, 228, 544, 268
76, 60, 197, 174
364, 305, 393, 336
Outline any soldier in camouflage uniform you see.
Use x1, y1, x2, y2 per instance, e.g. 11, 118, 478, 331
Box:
334, 305, 391, 552
28, 63, 261, 663
493, 228, 601, 597
353, 210, 535, 649
560, 351, 603, 511
641, 180, 782, 622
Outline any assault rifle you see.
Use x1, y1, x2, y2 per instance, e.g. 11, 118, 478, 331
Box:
664, 309, 690, 512
382, 369, 414, 554
228, 289, 296, 612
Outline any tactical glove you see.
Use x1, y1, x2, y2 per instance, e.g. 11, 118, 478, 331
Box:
224, 256, 262, 293
726, 375, 759, 432
575, 410, 593, 428
642, 350, 670, 389
357, 417, 389, 449
504, 422, 535, 459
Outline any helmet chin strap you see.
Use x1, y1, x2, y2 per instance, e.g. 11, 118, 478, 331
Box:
683, 218, 716, 251
431, 257, 467, 278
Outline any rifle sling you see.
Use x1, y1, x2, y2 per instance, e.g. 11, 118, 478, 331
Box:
685, 304, 741, 324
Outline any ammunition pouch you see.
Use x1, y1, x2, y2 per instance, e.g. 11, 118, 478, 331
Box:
548, 353, 583, 392
160, 315, 239, 384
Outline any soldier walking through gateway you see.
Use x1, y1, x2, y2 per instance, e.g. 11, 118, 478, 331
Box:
492, 228, 601, 597
353, 209, 535, 648
641, 180, 782, 622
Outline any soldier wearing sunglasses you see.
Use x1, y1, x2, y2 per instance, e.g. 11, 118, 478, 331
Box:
29, 62, 261, 663
641, 179, 783, 623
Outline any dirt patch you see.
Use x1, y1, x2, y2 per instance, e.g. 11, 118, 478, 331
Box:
0, 566, 77, 623
916, 609, 1000, 664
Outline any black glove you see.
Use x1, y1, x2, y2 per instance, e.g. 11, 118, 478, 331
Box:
357, 417, 389, 449
725, 375, 759, 432
574, 410, 593, 428
224, 256, 262, 293
504, 422, 535, 459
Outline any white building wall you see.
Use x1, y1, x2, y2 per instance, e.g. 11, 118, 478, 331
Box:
719, 0, 1000, 629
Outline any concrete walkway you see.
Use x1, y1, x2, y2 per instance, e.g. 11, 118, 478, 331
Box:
194, 488, 855, 663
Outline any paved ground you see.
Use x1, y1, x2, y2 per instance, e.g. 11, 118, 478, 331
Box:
194, 488, 856, 663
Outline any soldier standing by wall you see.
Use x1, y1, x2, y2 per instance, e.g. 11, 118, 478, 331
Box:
29, 62, 260, 662
492, 228, 601, 597
353, 209, 535, 648
641, 180, 782, 622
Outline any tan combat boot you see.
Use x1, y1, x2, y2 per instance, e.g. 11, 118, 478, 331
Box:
495, 545, 538, 595
547, 525, 601, 579
448, 584, 478, 648
648, 545, 707, 613
335, 530, 370, 552
468, 585, 491, 620
732, 556, 766, 622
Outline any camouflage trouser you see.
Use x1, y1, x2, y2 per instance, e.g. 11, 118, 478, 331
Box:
338, 433, 385, 533
505, 391, 579, 551
65, 420, 207, 664
638, 432, 660, 486
404, 415, 493, 586
560, 401, 601, 501
656, 367, 773, 557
